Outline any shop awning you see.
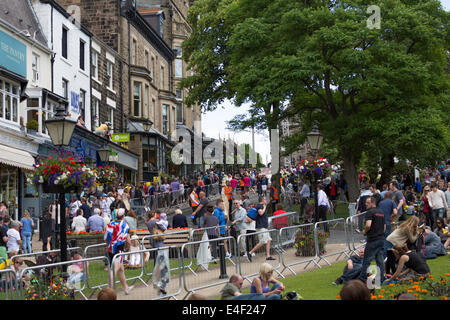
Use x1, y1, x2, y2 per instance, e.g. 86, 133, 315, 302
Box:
0, 144, 35, 171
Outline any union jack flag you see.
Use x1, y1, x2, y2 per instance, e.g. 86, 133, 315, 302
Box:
105, 220, 129, 254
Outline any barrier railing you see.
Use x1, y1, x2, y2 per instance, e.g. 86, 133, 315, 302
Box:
111, 246, 183, 300
277, 223, 317, 275
2, 213, 369, 300
140, 183, 220, 213
346, 212, 367, 255
140, 230, 194, 278
0, 268, 20, 300
237, 228, 284, 285
10, 247, 82, 266
180, 236, 238, 300
17, 255, 110, 300
313, 218, 350, 267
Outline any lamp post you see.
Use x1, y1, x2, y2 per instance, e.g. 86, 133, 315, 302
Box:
306, 124, 324, 224
45, 105, 76, 266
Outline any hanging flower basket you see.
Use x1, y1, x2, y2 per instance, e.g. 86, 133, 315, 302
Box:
298, 156, 331, 180
93, 165, 119, 185
30, 156, 96, 193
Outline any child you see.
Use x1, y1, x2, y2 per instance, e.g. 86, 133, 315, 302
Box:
68, 252, 85, 288
126, 234, 148, 269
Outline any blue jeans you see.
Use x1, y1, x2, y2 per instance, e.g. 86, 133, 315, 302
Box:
21, 232, 32, 254
432, 208, 445, 229
383, 224, 392, 259
341, 264, 363, 283
358, 239, 385, 284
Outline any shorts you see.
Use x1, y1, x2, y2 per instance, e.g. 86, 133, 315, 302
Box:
256, 228, 271, 244
107, 245, 125, 266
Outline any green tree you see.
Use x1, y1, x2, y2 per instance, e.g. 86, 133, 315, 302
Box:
181, 0, 450, 201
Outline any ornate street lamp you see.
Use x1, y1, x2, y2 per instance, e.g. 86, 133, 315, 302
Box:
98, 146, 111, 163
44, 104, 75, 267
306, 124, 324, 225
142, 121, 151, 132
306, 124, 323, 153
45, 105, 76, 146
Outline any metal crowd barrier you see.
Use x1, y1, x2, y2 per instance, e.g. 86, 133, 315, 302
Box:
313, 218, 350, 267
111, 246, 182, 300
346, 212, 367, 255
180, 236, 238, 300
17, 255, 110, 300
277, 223, 317, 275
236, 228, 284, 285
0, 268, 19, 300
140, 183, 221, 213
10, 247, 82, 266
140, 230, 194, 278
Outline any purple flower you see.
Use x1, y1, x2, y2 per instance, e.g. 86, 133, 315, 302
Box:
314, 167, 323, 176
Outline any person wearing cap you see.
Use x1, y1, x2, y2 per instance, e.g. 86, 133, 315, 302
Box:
6, 221, 22, 257
105, 208, 133, 295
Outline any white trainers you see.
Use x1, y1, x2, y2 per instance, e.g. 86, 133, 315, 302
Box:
125, 285, 134, 295
225, 252, 232, 258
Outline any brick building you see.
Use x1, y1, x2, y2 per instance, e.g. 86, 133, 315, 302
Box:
57, 0, 185, 182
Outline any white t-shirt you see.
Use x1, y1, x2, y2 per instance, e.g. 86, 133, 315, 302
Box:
71, 215, 87, 233
7, 228, 21, 253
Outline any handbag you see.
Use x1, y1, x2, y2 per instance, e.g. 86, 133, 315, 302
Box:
152, 226, 166, 242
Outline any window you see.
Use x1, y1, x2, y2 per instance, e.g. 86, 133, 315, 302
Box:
62, 26, 68, 59
62, 79, 68, 99
151, 56, 155, 79
131, 38, 137, 64
176, 103, 183, 123
91, 97, 100, 129
32, 53, 39, 84
108, 107, 114, 132
133, 82, 141, 117
106, 60, 113, 89
92, 50, 98, 80
175, 47, 183, 78
176, 89, 182, 100
0, 81, 20, 123
79, 40, 85, 70
151, 98, 156, 123
160, 66, 165, 89
162, 104, 168, 135
80, 89, 86, 121
144, 85, 149, 119
144, 50, 149, 70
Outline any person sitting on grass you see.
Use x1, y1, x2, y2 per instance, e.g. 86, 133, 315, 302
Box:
384, 244, 430, 284
333, 247, 365, 285
221, 274, 268, 300
249, 263, 285, 300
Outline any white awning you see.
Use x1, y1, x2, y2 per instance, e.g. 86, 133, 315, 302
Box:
0, 144, 35, 171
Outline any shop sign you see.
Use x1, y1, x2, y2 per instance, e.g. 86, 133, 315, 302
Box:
0, 30, 26, 77
112, 133, 130, 143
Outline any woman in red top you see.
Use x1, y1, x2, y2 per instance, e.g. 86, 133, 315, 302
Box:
421, 186, 432, 227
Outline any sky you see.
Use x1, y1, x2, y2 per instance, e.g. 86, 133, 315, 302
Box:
201, 0, 450, 166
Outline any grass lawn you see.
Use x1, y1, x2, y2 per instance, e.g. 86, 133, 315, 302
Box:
234, 255, 449, 300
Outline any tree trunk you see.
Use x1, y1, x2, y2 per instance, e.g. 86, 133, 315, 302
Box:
379, 152, 395, 188
341, 149, 360, 202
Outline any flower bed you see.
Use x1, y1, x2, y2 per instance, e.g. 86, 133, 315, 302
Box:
294, 229, 329, 257
24, 277, 74, 301
336, 274, 450, 300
